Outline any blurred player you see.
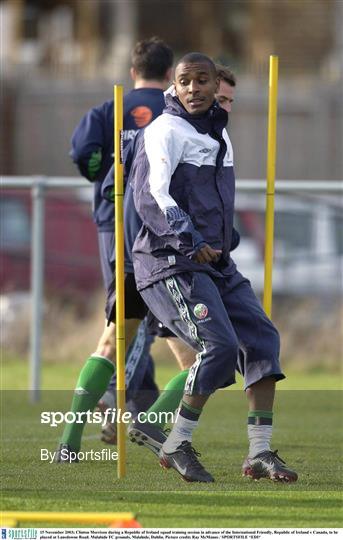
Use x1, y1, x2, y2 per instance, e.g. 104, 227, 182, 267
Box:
55, 37, 173, 461
215, 63, 236, 113
128, 53, 298, 483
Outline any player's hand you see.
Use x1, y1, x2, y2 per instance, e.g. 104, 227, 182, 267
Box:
87, 149, 102, 180
193, 244, 222, 264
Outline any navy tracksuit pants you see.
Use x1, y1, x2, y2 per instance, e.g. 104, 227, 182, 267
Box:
140, 270, 284, 395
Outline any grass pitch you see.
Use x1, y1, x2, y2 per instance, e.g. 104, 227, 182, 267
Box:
1, 359, 342, 528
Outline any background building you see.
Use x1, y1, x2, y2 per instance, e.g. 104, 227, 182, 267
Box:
1, 0, 342, 179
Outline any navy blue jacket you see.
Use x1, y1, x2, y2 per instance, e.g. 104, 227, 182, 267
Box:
130, 95, 238, 290
70, 88, 166, 231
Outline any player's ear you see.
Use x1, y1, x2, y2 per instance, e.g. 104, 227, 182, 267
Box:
130, 67, 136, 81
214, 76, 220, 93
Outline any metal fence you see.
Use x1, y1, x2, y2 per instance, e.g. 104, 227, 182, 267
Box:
1, 176, 342, 401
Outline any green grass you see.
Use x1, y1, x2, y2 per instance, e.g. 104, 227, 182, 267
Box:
2, 357, 342, 390
1, 359, 342, 528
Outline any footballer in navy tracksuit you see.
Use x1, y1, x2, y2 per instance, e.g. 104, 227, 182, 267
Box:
130, 93, 284, 396
70, 88, 167, 413
102, 56, 297, 484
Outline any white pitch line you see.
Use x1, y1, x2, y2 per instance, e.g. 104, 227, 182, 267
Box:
1, 434, 100, 443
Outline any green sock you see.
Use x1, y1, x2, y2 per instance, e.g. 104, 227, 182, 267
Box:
60, 356, 114, 451
143, 369, 189, 428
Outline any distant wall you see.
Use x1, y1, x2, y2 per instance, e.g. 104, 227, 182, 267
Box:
0, 76, 130, 177
231, 76, 343, 181
1, 74, 342, 180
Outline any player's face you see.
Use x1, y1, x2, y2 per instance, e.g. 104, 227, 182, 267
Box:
216, 80, 235, 113
174, 62, 219, 115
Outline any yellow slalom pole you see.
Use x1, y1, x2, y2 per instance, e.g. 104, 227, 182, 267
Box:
0, 511, 134, 526
114, 84, 126, 478
263, 55, 279, 319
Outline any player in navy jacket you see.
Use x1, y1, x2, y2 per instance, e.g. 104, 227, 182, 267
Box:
56, 38, 174, 460
128, 53, 298, 484
100, 68, 241, 452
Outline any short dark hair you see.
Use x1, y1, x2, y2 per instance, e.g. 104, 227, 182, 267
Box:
177, 52, 217, 78
215, 64, 236, 87
131, 37, 173, 80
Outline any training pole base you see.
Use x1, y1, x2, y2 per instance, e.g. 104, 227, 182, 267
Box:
0, 511, 142, 528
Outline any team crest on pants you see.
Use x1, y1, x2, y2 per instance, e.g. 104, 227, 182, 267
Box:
193, 304, 208, 319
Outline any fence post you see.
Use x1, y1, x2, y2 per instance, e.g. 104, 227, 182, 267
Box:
30, 176, 45, 402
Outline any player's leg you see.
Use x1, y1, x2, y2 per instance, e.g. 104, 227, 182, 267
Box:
138, 323, 195, 427
128, 350, 160, 415
100, 300, 196, 449
100, 318, 159, 445
56, 316, 141, 461
127, 365, 190, 455
244, 383, 297, 482
126, 315, 194, 450
126, 319, 190, 454
166, 336, 196, 370
98, 230, 159, 414
99, 318, 155, 411
98, 274, 160, 445
55, 272, 144, 461
139, 272, 239, 482
220, 271, 297, 482
149, 336, 195, 432
147, 314, 196, 370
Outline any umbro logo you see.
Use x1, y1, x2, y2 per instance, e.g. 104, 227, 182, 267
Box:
199, 148, 211, 153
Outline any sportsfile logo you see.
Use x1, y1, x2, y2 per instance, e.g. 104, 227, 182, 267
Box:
41, 408, 175, 427
3, 530, 37, 539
